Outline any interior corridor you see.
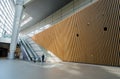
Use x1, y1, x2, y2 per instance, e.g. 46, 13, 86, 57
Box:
0, 0, 119, 79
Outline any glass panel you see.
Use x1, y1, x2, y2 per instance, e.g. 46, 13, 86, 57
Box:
0, 0, 15, 38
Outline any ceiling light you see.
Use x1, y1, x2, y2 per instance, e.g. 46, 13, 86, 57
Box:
20, 17, 32, 27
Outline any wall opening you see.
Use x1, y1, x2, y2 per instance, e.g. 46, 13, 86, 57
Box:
76, 34, 79, 37
104, 27, 107, 31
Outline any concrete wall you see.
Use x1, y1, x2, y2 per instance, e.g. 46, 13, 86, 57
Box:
32, 0, 119, 66
21, 0, 95, 35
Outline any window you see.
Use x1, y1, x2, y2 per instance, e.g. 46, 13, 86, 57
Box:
0, 0, 15, 37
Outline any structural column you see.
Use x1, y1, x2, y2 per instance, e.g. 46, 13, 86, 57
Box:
8, 0, 24, 59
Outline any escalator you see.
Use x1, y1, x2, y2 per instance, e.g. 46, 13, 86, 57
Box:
19, 37, 43, 62
19, 36, 62, 63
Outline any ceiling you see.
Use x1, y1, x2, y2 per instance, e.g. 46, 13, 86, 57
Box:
20, 0, 72, 31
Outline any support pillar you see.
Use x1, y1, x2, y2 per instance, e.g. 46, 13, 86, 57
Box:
8, 0, 24, 59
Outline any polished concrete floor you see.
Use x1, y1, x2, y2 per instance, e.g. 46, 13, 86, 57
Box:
0, 59, 120, 79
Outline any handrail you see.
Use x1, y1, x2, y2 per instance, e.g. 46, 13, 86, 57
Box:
20, 39, 35, 61
20, 43, 31, 61
19, 39, 31, 61
24, 40, 40, 61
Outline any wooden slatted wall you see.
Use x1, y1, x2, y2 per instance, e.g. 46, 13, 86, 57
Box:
32, 0, 120, 66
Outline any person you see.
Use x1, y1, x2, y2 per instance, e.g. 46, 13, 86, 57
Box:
42, 54, 45, 62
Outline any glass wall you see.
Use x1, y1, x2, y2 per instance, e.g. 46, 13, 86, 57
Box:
0, 0, 15, 38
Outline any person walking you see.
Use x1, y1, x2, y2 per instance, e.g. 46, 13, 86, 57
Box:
42, 54, 45, 62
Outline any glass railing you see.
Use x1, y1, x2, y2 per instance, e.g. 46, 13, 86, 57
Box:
2, 34, 12, 38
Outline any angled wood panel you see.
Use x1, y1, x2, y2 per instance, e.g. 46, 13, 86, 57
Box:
32, 0, 120, 66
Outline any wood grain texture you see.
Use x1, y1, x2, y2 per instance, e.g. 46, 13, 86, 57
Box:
32, 0, 120, 66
